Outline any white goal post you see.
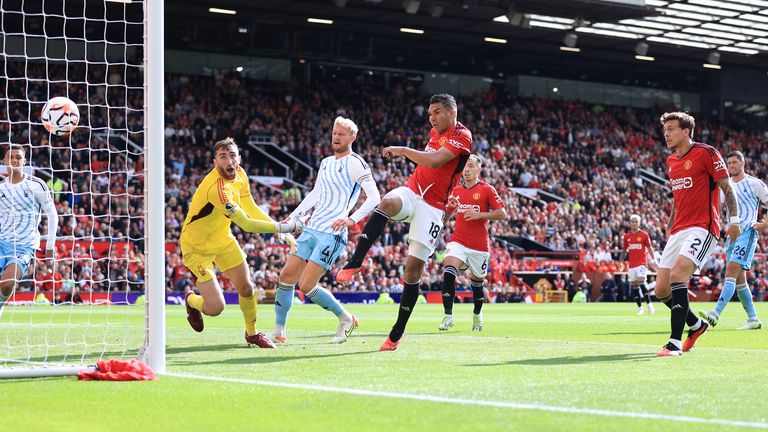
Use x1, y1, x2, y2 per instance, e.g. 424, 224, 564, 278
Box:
0, 0, 164, 378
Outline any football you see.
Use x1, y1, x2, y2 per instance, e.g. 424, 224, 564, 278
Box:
41, 96, 80, 136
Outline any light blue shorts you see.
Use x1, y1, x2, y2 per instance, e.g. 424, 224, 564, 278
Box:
294, 229, 347, 271
726, 227, 758, 270
0, 240, 34, 278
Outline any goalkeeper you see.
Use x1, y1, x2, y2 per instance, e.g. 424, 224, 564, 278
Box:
180, 138, 301, 348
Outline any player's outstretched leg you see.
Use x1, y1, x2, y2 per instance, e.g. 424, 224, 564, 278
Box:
337, 208, 390, 283
439, 265, 457, 331
381, 280, 420, 351
736, 283, 762, 330
471, 279, 484, 332
270, 282, 295, 344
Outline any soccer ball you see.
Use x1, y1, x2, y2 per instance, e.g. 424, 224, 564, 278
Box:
41, 96, 80, 136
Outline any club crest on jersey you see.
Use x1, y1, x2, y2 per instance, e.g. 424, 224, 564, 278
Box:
439, 137, 447, 146
684, 160, 693, 170
473, 192, 481, 200
637, 237, 641, 241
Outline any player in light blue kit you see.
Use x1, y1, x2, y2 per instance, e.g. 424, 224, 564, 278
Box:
699, 151, 765, 330
0, 146, 59, 317
268, 116, 380, 344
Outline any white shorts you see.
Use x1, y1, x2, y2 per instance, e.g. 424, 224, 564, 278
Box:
386, 186, 444, 261
445, 241, 491, 279
659, 227, 718, 272
627, 266, 648, 283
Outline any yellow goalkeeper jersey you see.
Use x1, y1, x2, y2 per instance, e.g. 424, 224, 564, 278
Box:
180, 166, 272, 249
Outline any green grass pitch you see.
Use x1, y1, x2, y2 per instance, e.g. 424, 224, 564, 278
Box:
1, 302, 767, 431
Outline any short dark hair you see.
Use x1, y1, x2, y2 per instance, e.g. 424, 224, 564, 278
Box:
659, 112, 695, 139
429, 93, 457, 112
3, 145, 26, 158
726, 150, 745, 161
213, 137, 238, 154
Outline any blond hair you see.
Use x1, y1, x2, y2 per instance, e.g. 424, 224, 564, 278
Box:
334, 116, 359, 137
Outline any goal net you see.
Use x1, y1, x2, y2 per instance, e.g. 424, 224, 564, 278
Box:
0, 0, 164, 378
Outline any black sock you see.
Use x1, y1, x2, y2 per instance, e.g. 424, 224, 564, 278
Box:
670, 283, 688, 341
389, 282, 420, 342
345, 209, 389, 269
634, 285, 642, 307
471, 279, 484, 315
639, 284, 651, 304
441, 266, 457, 315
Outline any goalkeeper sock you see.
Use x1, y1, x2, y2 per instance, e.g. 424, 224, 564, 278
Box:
239, 294, 258, 335
345, 209, 390, 269
274, 283, 295, 326
306, 286, 345, 317
187, 293, 205, 312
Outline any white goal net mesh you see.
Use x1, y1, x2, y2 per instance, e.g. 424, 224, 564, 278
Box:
0, 0, 147, 373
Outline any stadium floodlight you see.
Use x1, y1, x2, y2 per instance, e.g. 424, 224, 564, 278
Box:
0, 0, 165, 378
400, 27, 425, 34
484, 37, 507, 44
403, 0, 421, 14
209, 7, 237, 15
308, 18, 334, 25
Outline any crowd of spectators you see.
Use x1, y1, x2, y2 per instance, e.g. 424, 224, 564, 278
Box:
3, 61, 768, 300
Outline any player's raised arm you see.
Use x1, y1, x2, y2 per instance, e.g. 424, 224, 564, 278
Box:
382, 145, 456, 168
206, 182, 297, 235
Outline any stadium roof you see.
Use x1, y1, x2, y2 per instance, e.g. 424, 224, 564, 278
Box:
166, 0, 768, 90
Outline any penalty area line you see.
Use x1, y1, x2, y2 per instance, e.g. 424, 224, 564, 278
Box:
165, 372, 768, 429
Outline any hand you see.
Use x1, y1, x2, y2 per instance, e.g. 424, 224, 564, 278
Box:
463, 211, 483, 221
726, 223, 741, 244
331, 218, 355, 232
278, 233, 298, 254
382, 146, 404, 158
754, 222, 768, 232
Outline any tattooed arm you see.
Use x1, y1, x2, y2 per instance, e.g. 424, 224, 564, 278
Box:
717, 177, 741, 243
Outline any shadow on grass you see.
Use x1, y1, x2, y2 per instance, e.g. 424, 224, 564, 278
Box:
169, 349, 380, 366
464, 352, 656, 367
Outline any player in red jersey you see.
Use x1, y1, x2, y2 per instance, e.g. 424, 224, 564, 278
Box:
437, 155, 506, 332
335, 94, 472, 351
655, 112, 740, 357
617, 214, 657, 316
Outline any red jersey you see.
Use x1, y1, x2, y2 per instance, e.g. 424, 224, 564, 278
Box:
448, 181, 504, 252
667, 143, 728, 236
623, 229, 653, 268
407, 122, 472, 209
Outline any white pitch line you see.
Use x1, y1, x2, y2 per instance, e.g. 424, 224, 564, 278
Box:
165, 372, 768, 429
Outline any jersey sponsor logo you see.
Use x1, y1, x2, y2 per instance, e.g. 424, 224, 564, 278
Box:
670, 177, 693, 191
684, 160, 693, 170
458, 203, 481, 213
473, 192, 481, 200
713, 159, 726, 172
424, 146, 438, 153
448, 139, 464, 149
628, 244, 643, 250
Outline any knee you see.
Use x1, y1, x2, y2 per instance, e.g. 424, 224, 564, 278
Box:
668, 269, 689, 283
377, 198, 398, 216
206, 303, 225, 317
0, 280, 15, 295
403, 269, 422, 284
297, 282, 314, 294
